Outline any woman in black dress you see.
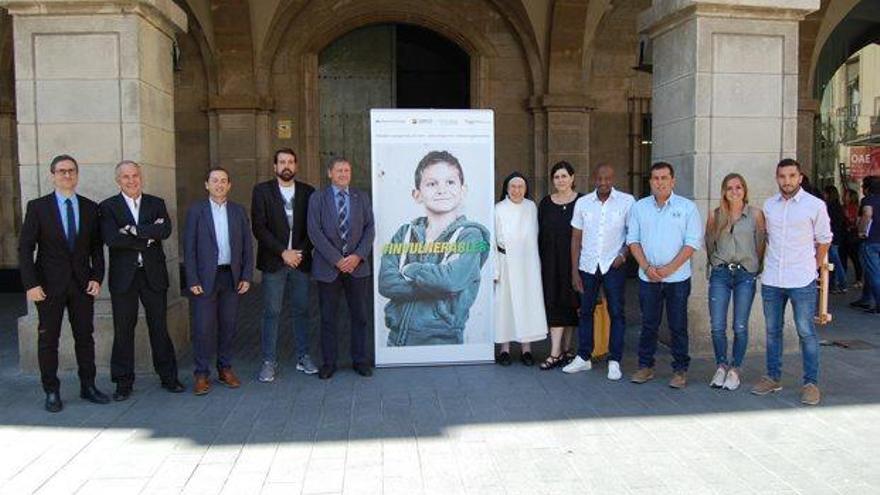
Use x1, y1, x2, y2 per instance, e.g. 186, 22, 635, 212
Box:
537, 161, 583, 369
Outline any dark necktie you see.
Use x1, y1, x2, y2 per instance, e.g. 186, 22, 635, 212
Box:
65, 198, 76, 251
337, 190, 349, 255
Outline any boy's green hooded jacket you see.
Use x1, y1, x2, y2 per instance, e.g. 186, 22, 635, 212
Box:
379, 215, 490, 346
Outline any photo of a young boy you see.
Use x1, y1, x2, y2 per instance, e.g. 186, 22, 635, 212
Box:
378, 150, 491, 347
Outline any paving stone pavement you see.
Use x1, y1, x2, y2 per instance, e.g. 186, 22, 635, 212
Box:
0, 283, 878, 495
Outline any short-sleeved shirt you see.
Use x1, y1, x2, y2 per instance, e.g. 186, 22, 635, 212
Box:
626, 192, 703, 283
863, 194, 880, 243
570, 188, 635, 274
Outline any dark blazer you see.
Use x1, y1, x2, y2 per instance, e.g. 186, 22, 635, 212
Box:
99, 193, 172, 294
307, 185, 375, 283
183, 198, 254, 294
19, 193, 104, 296
251, 179, 314, 273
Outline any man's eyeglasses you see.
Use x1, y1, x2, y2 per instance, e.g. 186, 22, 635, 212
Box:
54, 169, 78, 176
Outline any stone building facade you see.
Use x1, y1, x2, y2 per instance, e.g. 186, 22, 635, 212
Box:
0, 0, 874, 371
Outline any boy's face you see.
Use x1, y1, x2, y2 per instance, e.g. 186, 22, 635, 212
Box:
413, 162, 465, 214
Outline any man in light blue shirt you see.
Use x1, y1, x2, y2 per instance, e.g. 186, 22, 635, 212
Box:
626, 162, 703, 388
55, 190, 80, 238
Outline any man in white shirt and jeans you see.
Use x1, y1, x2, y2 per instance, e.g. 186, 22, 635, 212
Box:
753, 158, 831, 405
564, 164, 634, 380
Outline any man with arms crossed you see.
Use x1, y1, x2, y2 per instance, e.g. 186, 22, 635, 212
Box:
100, 160, 184, 400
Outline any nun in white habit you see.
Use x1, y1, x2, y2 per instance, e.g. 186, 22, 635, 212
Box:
494, 172, 548, 366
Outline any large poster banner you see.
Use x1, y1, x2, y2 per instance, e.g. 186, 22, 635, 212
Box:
371, 109, 495, 367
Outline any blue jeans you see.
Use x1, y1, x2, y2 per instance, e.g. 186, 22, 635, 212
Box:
708, 266, 756, 368
260, 266, 311, 362
637, 278, 691, 371
857, 242, 874, 304
761, 282, 819, 385
864, 243, 880, 306
576, 265, 626, 362
827, 245, 847, 290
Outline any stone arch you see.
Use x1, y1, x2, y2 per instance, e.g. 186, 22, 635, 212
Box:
260, 0, 542, 190
584, 0, 651, 194
172, 0, 216, 243
806, 0, 876, 98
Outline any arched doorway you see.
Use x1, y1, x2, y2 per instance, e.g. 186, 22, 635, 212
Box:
318, 23, 470, 190
812, 0, 880, 188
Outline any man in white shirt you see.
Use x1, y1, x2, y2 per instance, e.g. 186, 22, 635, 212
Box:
564, 164, 634, 380
100, 161, 182, 400
752, 159, 832, 405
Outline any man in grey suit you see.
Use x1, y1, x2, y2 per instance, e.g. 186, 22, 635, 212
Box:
184, 166, 254, 395
307, 157, 375, 379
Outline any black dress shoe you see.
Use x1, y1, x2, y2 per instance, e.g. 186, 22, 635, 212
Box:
318, 365, 336, 379
850, 301, 872, 310
497, 351, 512, 366
353, 363, 373, 377
161, 379, 185, 393
521, 352, 535, 367
865, 307, 880, 314
113, 386, 132, 402
45, 392, 63, 413
80, 385, 110, 404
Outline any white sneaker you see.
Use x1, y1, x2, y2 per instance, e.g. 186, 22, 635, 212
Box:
710, 366, 727, 388
722, 368, 741, 391
562, 356, 592, 374
607, 360, 622, 380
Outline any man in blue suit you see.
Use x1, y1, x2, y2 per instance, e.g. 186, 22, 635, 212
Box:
184, 167, 254, 395
308, 157, 375, 379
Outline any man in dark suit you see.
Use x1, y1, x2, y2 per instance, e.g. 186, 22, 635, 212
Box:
19, 154, 109, 412
307, 156, 375, 379
184, 166, 254, 395
252, 148, 317, 382
99, 160, 184, 401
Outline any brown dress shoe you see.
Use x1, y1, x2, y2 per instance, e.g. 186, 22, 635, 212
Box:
193, 375, 211, 396
801, 384, 821, 405
218, 368, 241, 388
668, 371, 688, 389
630, 367, 655, 384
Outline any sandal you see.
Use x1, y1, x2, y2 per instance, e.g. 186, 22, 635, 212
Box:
540, 354, 562, 370
521, 352, 535, 367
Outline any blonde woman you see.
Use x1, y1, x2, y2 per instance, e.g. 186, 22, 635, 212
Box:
705, 173, 765, 390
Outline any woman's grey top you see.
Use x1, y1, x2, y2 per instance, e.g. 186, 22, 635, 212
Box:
706, 205, 764, 273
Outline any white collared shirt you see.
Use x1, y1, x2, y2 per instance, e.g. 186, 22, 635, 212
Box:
211, 199, 232, 265
570, 188, 635, 274
762, 188, 833, 288
123, 193, 143, 265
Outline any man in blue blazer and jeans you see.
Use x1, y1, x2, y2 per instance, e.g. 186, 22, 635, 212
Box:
308, 156, 375, 379
184, 166, 254, 395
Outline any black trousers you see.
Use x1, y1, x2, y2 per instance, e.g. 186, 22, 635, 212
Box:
110, 268, 178, 388
36, 281, 97, 393
318, 274, 369, 367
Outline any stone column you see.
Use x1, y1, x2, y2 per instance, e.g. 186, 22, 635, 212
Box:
2, 0, 189, 373
529, 93, 593, 194
639, 0, 819, 356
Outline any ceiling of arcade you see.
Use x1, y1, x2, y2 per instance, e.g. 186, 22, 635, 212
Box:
174, 0, 643, 105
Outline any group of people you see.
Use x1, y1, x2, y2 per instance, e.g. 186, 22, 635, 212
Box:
19, 146, 878, 413
21, 150, 375, 412
493, 158, 878, 407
